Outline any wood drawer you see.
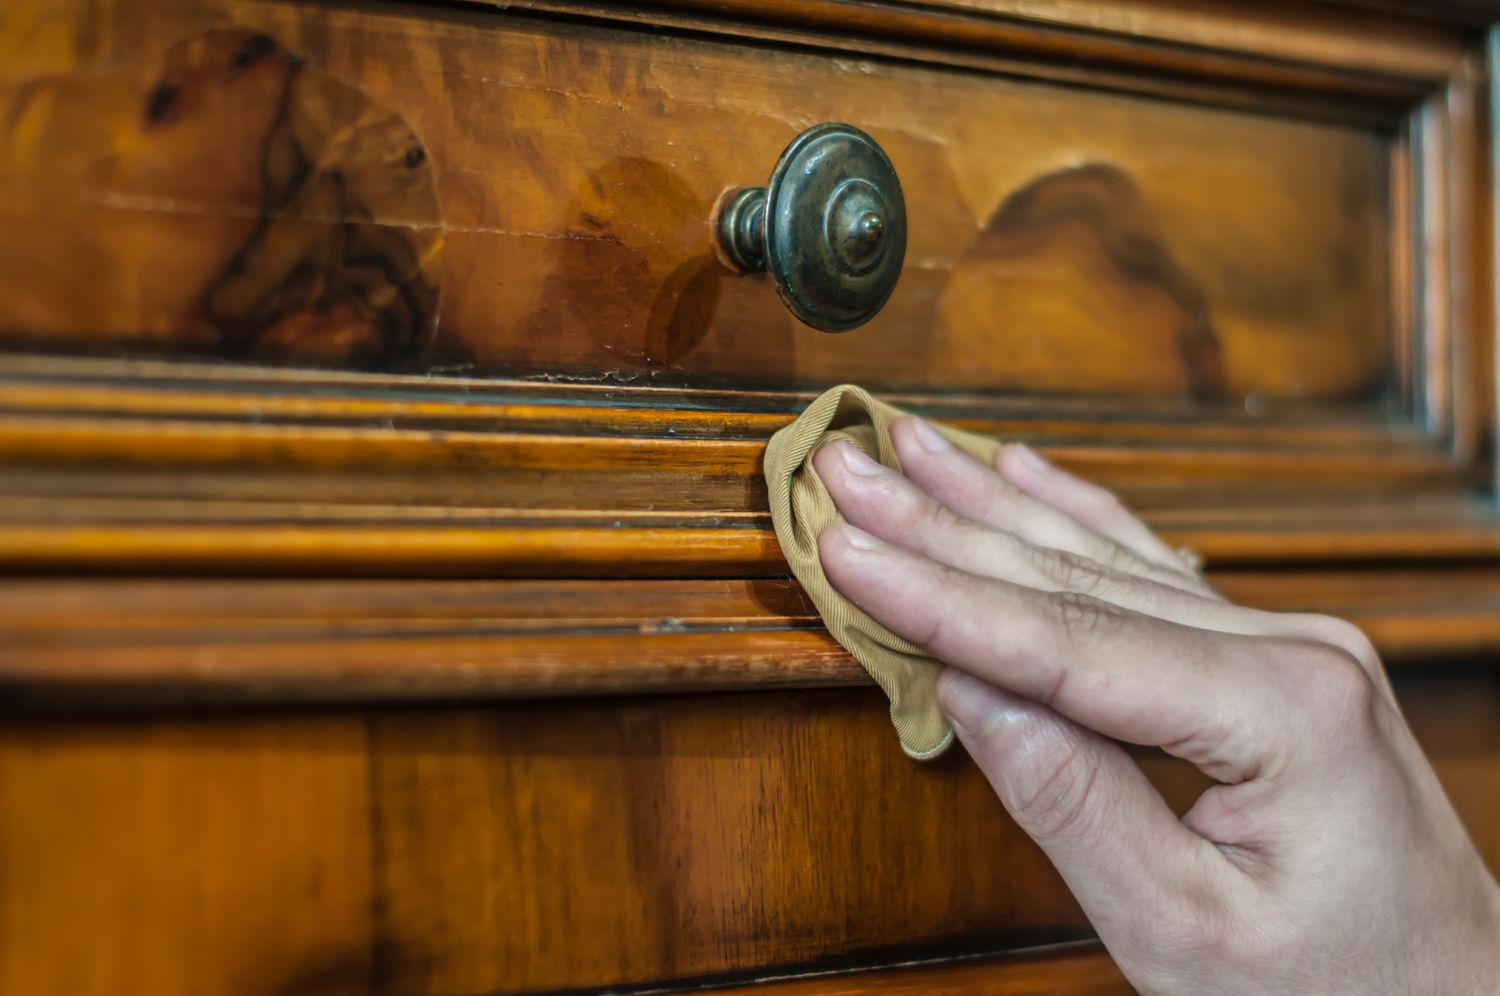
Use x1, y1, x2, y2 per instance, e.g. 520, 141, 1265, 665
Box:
5, 3, 1500, 994
2, 0, 1394, 404
0, 0, 1492, 569
4, 666, 1499, 994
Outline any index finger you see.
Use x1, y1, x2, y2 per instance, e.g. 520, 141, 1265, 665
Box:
819, 521, 1325, 784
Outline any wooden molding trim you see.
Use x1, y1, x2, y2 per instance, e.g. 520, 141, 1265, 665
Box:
6, 570, 1500, 708
8, 515, 1500, 578
3, 356, 1491, 576
494, 0, 1470, 118
0, 354, 1440, 439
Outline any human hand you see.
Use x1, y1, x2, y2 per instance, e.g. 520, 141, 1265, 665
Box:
812, 417, 1500, 994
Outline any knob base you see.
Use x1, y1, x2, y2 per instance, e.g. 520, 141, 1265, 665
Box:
714, 186, 767, 274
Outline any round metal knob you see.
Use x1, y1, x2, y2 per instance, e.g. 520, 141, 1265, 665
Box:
714, 123, 906, 332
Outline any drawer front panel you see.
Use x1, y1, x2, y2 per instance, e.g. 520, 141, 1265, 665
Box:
0, 1, 1389, 406
3, 671, 1499, 995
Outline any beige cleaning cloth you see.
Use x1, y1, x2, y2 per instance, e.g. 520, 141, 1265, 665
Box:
764, 384, 1001, 760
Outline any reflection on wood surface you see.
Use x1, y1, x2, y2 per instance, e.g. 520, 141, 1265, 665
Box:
0, 27, 442, 369
0, 1, 1388, 403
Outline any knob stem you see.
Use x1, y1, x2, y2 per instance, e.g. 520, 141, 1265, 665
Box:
716, 187, 767, 273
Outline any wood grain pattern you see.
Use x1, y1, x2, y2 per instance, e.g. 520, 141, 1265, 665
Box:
1, 346, 1488, 578
0, 1, 1496, 994
0, 25, 442, 370
0, 352, 1463, 562
0, 0, 1393, 404
364, 691, 1118, 992
507, 0, 1466, 109
0, 714, 374, 996
9, 570, 1500, 708
4, 674, 1496, 995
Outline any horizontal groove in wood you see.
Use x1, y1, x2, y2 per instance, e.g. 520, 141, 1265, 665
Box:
499, 0, 1455, 112
0, 365, 1476, 561
7, 501, 1500, 573
0, 376, 1430, 449
911, 0, 1467, 78
0, 355, 1425, 421
0, 630, 867, 707
7, 570, 1500, 706
0, 486, 1476, 522
704, 943, 1128, 994
0, 577, 820, 630
0, 524, 785, 576
0, 416, 1465, 500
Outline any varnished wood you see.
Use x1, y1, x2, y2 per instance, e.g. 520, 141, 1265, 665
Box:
364, 692, 1125, 992
705, 945, 1130, 993
0, 714, 374, 996
1, 0, 1395, 407
1, 0, 1498, 993
9, 571, 1500, 709
14, 512, 1500, 579
0, 415, 1464, 508
2, 676, 1498, 995
507, 0, 1465, 110
1, 347, 1492, 578
0, 355, 1436, 441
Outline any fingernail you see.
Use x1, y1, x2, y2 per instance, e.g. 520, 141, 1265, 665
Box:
936, 668, 1025, 736
1013, 443, 1050, 473
910, 417, 951, 453
834, 522, 884, 552
837, 440, 885, 477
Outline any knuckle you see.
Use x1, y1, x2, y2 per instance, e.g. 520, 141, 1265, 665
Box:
1044, 549, 1111, 598
911, 562, 965, 649
1096, 537, 1155, 577
917, 493, 966, 541
1163, 918, 1279, 981
1049, 589, 1124, 645
1009, 739, 1100, 841
1296, 642, 1378, 726
1304, 614, 1380, 671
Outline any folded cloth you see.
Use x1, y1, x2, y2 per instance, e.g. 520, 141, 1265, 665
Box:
764, 384, 1001, 760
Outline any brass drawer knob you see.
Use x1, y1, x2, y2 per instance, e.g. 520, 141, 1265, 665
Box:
714, 123, 906, 332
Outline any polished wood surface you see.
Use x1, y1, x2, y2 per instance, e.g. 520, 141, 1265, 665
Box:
1, 0, 1393, 404
508, 0, 1466, 111
0, 714, 374, 996
0, 674, 1495, 995
706, 946, 1131, 993
10, 572, 1500, 709
2, 0, 1498, 993
0, 357, 1491, 583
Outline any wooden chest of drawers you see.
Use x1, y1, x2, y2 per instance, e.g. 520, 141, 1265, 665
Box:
3, 1, 1500, 993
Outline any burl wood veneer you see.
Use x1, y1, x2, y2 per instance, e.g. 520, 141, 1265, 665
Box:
2, 0, 1500, 993
2, 0, 1390, 401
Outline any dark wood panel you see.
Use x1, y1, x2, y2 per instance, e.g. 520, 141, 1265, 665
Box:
0, 0, 1394, 405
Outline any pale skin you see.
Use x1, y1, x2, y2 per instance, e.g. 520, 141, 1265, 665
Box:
812, 416, 1500, 995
